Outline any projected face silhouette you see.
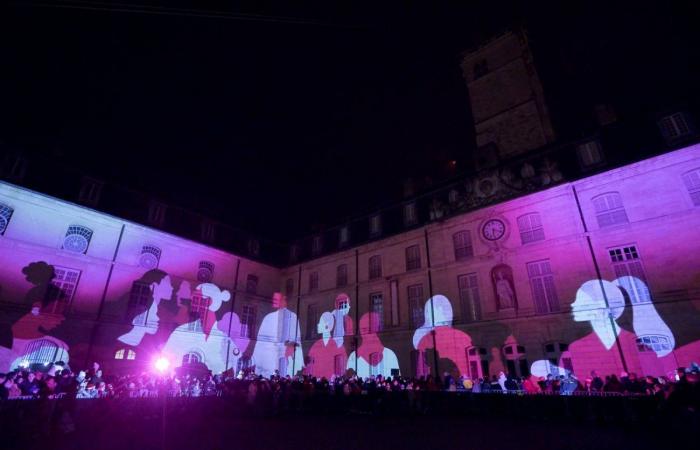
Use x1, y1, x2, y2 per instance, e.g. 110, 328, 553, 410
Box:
272, 293, 288, 310
571, 280, 625, 323
317, 312, 334, 339
570, 279, 626, 351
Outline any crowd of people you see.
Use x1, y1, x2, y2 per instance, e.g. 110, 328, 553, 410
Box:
2, 361, 700, 405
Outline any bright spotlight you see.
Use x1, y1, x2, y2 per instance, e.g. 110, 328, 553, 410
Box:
154, 357, 170, 372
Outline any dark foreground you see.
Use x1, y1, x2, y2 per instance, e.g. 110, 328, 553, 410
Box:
2, 394, 699, 450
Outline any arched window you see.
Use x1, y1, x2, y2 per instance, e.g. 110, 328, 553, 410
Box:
23, 339, 60, 365
517, 213, 545, 244
0, 202, 14, 235
452, 231, 473, 261
139, 244, 161, 269
368, 255, 382, 280
592, 192, 628, 228
197, 261, 215, 282
182, 351, 203, 365
63, 225, 93, 254
682, 168, 700, 206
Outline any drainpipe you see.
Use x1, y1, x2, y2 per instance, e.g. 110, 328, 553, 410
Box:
424, 228, 440, 377
224, 258, 241, 372
85, 223, 125, 368
572, 185, 628, 372
292, 264, 302, 376
354, 248, 360, 374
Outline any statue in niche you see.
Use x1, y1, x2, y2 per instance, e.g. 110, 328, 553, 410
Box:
491, 265, 517, 310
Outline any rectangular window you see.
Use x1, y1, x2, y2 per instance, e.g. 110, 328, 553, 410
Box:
45, 266, 81, 314
309, 271, 319, 293
458, 273, 482, 322
658, 112, 691, 141
527, 260, 560, 314
306, 304, 318, 339
403, 203, 418, 227
339, 226, 350, 247
609, 245, 650, 304
405, 245, 421, 271
453, 231, 474, 261
390, 280, 399, 327
369, 214, 382, 237
682, 169, 700, 206
336, 264, 348, 288
407, 284, 424, 327
369, 255, 382, 280
240, 305, 256, 338
517, 213, 545, 244
369, 293, 383, 332
79, 178, 103, 206
188, 291, 210, 332
289, 244, 300, 263
334, 354, 346, 377
576, 140, 604, 168
246, 274, 259, 294
148, 201, 167, 227
127, 281, 152, 325
201, 220, 216, 242
312, 236, 323, 256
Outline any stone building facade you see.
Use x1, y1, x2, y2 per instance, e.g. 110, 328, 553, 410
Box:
283, 144, 700, 380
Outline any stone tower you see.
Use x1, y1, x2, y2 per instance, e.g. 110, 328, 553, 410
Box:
461, 29, 556, 169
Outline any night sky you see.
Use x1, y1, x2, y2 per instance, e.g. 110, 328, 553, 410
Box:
2, 1, 699, 242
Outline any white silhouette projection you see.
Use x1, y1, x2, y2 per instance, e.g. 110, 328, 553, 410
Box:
161, 283, 244, 374
412, 295, 473, 377
252, 293, 303, 377
118, 275, 174, 346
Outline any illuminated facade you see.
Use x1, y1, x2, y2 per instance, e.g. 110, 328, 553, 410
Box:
1, 144, 700, 379
284, 144, 700, 380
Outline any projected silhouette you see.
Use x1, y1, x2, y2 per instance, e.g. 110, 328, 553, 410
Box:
412, 295, 474, 377
252, 292, 303, 377
118, 275, 175, 346
307, 311, 346, 378
347, 312, 399, 378
161, 283, 248, 375
532, 277, 699, 378
0, 262, 71, 371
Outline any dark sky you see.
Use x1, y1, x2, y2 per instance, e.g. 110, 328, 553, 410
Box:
2, 1, 699, 242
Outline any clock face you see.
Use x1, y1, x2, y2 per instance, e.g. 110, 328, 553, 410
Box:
482, 219, 506, 241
